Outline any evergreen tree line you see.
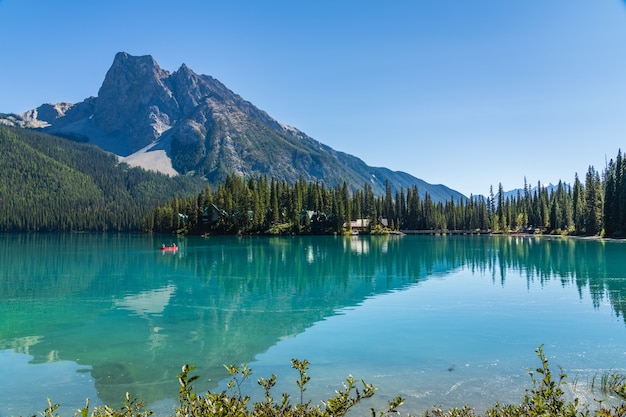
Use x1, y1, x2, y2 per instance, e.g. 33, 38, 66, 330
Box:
150, 160, 605, 236
145, 174, 493, 235
149, 152, 623, 237
602, 150, 626, 237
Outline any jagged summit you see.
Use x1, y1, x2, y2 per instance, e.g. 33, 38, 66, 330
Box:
2, 52, 466, 201
178, 62, 192, 72
93, 52, 178, 152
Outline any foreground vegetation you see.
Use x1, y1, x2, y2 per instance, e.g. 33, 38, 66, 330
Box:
32, 347, 626, 417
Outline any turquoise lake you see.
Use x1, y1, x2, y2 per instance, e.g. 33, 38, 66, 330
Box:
1, 233, 625, 416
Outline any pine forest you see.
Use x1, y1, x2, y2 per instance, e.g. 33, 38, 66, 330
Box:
148, 159, 616, 238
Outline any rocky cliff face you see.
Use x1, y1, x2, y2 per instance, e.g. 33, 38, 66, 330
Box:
4, 52, 466, 201
92, 52, 179, 152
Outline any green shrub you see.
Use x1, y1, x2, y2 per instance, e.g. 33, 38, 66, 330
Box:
26, 347, 626, 417
174, 359, 403, 417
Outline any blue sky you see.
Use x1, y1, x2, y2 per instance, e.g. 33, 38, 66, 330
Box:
1, 1, 625, 197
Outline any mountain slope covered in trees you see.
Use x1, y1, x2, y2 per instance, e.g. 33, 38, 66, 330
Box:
1, 121, 622, 237
0, 126, 204, 231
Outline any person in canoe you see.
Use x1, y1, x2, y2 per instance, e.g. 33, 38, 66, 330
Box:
159, 243, 178, 251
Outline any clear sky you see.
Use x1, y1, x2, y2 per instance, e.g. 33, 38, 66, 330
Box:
1, 0, 625, 197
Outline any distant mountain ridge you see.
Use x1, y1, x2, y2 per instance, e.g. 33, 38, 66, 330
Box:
1, 52, 465, 202
501, 183, 569, 200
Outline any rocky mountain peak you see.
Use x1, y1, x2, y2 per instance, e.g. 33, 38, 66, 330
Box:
177, 63, 192, 74
169, 63, 206, 115
98, 52, 171, 97
2, 52, 467, 201
91, 52, 179, 152
20, 103, 72, 127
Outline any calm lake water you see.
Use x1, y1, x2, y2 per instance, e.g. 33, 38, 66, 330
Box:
1, 233, 625, 416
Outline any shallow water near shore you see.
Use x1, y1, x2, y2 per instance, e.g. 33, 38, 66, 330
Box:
0, 233, 625, 416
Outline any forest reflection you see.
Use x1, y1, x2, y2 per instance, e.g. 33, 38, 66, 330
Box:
0, 234, 623, 329
170, 235, 626, 323
0, 233, 624, 407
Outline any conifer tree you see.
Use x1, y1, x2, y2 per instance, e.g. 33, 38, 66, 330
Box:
497, 183, 506, 231
616, 150, 626, 233
572, 174, 585, 234
603, 159, 617, 236
585, 166, 603, 235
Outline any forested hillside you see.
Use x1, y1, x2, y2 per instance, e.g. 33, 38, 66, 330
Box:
3, 123, 624, 237
0, 126, 204, 231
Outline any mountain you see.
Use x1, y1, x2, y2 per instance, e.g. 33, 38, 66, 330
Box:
2, 52, 465, 202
